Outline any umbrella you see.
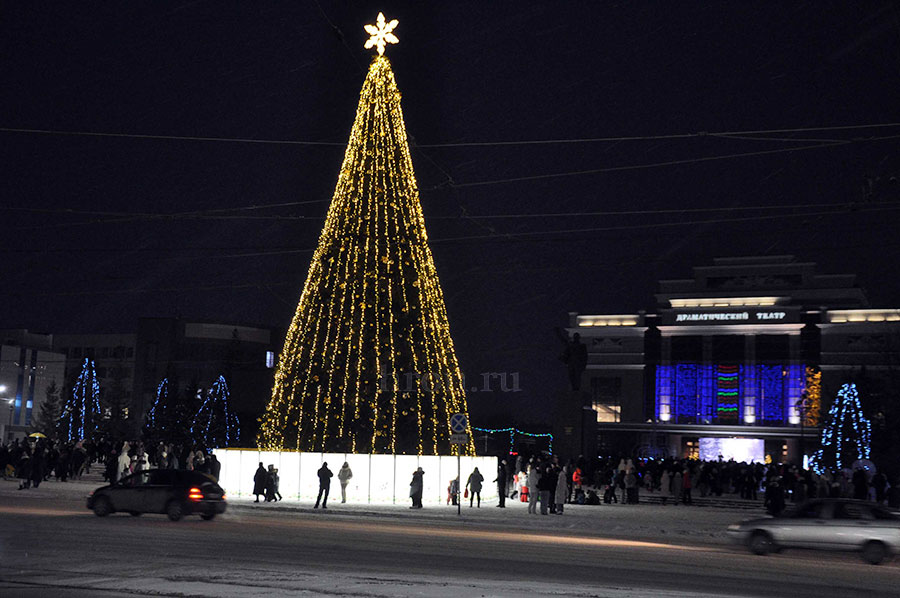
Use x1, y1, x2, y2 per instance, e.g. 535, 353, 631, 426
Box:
28, 432, 47, 439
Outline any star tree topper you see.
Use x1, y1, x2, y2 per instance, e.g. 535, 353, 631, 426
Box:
364, 12, 398, 55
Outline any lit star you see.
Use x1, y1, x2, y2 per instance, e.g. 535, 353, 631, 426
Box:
364, 12, 398, 55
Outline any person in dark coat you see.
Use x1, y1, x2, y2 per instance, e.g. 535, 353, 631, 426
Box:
409, 467, 424, 508
105, 450, 118, 483
29, 448, 45, 489
314, 462, 333, 509
466, 467, 484, 508
494, 460, 508, 508
765, 477, 786, 516
253, 462, 267, 503
265, 464, 277, 502
208, 454, 221, 481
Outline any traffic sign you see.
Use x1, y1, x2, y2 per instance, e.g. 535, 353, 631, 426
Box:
449, 413, 468, 434
450, 433, 469, 445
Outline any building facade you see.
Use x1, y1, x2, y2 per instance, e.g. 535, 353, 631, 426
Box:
568, 256, 899, 464
0, 330, 66, 441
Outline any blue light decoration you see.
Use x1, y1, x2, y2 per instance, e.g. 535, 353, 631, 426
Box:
656, 363, 805, 425
194, 375, 240, 448
146, 378, 168, 431
759, 365, 784, 422
655, 366, 674, 421
674, 364, 698, 422
809, 383, 871, 473
60, 358, 101, 442
471, 427, 553, 455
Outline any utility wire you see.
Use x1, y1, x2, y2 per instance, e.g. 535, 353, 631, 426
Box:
2, 122, 899, 148
6, 200, 891, 222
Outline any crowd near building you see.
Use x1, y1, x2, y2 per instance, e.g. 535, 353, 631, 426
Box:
565, 256, 900, 466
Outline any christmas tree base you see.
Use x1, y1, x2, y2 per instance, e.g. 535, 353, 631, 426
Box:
214, 448, 497, 505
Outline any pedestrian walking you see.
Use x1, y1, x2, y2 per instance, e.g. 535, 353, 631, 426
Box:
409, 467, 424, 508
253, 462, 267, 503
338, 462, 353, 503
265, 464, 277, 502
494, 460, 508, 508
466, 467, 484, 508
537, 465, 553, 515
527, 464, 540, 514
555, 466, 568, 514
273, 468, 282, 501
314, 462, 333, 509
449, 476, 460, 505
209, 454, 221, 481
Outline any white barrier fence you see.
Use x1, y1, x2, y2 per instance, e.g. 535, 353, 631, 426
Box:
213, 448, 498, 505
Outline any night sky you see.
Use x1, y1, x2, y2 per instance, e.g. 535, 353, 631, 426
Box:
2, 3, 899, 426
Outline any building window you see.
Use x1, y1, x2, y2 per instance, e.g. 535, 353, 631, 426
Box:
99, 347, 109, 359
126, 347, 134, 358
590, 377, 621, 423
684, 440, 699, 460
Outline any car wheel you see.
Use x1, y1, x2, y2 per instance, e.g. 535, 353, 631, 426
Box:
200, 513, 216, 521
129, 511, 142, 517
862, 541, 888, 565
92, 496, 112, 517
749, 530, 776, 555
166, 500, 184, 522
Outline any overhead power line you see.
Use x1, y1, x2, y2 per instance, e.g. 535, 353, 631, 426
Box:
1, 122, 899, 148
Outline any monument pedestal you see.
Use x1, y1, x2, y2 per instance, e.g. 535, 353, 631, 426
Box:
554, 390, 596, 461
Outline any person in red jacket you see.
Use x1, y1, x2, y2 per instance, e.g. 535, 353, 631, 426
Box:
571, 467, 583, 503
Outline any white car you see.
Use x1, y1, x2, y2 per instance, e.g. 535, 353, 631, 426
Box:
727, 498, 900, 564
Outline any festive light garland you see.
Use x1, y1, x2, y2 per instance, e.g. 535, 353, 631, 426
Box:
60, 358, 101, 442
471, 427, 553, 455
810, 382, 871, 473
257, 23, 474, 456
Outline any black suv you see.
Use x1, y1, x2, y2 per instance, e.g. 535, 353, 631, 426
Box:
87, 469, 227, 521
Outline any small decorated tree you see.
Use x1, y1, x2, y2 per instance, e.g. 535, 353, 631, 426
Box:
195, 375, 240, 448
810, 383, 871, 472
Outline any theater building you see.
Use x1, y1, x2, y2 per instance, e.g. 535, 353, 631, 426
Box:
568, 256, 900, 464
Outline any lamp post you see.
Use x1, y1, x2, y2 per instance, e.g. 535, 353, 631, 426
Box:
795, 393, 811, 468
1, 385, 12, 442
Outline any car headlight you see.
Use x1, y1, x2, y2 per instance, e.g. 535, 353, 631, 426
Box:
727, 524, 741, 531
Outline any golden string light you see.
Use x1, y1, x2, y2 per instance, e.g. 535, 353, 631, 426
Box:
257, 48, 475, 456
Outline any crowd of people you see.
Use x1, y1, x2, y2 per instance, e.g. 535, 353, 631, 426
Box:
7, 433, 900, 518
0, 436, 222, 490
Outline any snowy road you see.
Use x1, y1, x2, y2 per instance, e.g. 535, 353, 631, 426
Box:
2, 477, 898, 597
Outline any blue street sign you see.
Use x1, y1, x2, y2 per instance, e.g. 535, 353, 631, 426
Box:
449, 413, 468, 434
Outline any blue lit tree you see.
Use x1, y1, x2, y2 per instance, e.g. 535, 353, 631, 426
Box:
143, 378, 171, 441
60, 358, 101, 442
194, 376, 239, 448
810, 383, 871, 473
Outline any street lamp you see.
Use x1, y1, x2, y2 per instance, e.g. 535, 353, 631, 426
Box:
0, 385, 12, 442
795, 393, 812, 468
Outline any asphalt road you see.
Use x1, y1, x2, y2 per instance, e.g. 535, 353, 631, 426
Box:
2, 483, 899, 597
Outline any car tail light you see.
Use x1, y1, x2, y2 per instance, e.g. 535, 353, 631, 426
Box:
188, 487, 204, 501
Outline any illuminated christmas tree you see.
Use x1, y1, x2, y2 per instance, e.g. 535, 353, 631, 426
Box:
810, 382, 871, 472
61, 358, 101, 442
258, 14, 474, 455
195, 375, 240, 448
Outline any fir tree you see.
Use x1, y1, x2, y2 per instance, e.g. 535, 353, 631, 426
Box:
810, 383, 872, 472
33, 380, 62, 440
258, 16, 473, 455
